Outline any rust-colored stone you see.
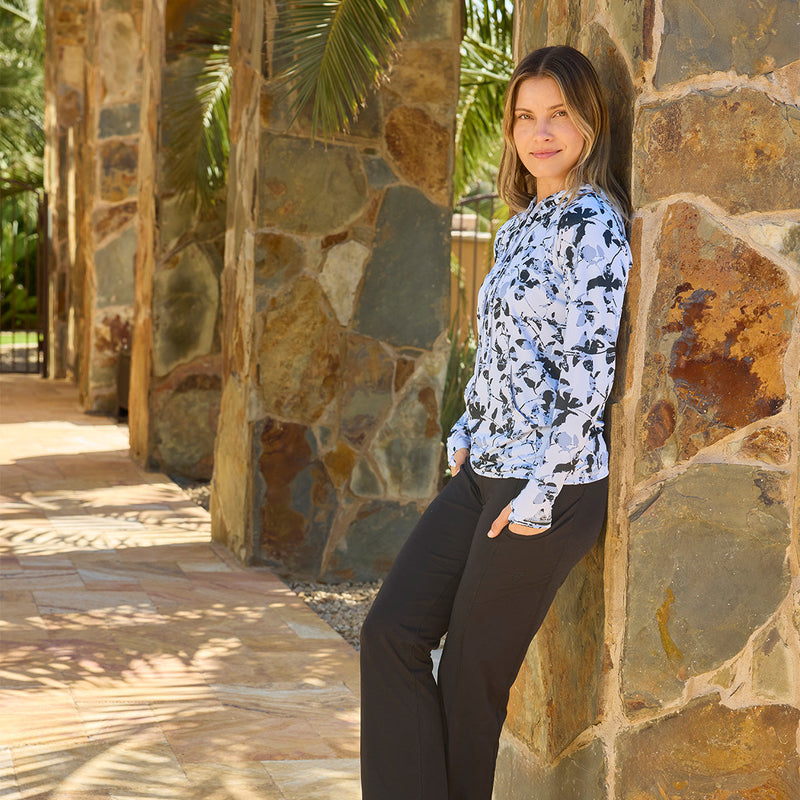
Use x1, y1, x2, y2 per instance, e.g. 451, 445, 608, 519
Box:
384, 106, 450, 206
394, 357, 416, 393
383, 43, 458, 108
322, 442, 357, 488
92, 201, 137, 243
635, 202, 795, 478
741, 427, 791, 465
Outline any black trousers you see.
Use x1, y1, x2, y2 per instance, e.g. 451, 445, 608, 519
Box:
360, 460, 608, 800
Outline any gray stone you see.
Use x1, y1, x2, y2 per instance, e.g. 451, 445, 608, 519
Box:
404, 0, 457, 42
98, 103, 140, 138
152, 381, 220, 479
623, 464, 791, 712
98, 140, 139, 202
353, 186, 450, 349
350, 458, 382, 498
752, 625, 794, 703
258, 135, 367, 235
494, 736, 606, 800
95, 226, 137, 307
323, 500, 419, 582
152, 245, 220, 377
655, 0, 800, 88
363, 156, 398, 190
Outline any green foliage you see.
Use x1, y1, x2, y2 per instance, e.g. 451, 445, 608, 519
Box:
274, 0, 416, 139
0, 0, 44, 185
1, 187, 38, 329
455, 0, 513, 199
161, 0, 232, 211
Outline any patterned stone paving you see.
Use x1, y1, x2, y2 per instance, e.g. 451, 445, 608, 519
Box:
0, 375, 361, 799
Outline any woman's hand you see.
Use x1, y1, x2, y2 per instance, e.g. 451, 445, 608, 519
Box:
451, 448, 469, 476
488, 503, 549, 538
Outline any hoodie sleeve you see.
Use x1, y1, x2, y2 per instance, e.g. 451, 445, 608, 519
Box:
508, 202, 630, 528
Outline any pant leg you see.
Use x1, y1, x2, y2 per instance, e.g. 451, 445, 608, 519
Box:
439, 476, 608, 800
360, 465, 487, 800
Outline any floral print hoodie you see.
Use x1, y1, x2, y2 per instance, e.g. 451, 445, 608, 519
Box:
446, 186, 631, 528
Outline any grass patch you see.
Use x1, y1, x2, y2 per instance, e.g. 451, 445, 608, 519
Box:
0, 331, 39, 346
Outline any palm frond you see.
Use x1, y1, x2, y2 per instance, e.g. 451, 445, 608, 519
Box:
454, 3, 513, 199
160, 0, 232, 211
273, 0, 417, 139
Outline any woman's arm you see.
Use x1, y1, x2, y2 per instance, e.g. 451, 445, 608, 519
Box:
506, 202, 630, 530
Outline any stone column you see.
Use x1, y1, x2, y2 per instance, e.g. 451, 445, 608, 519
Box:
211, 0, 461, 580
44, 0, 90, 379
499, 2, 800, 797
72, 0, 144, 412
130, 0, 225, 478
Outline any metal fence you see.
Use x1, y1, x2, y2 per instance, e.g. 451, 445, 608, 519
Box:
450, 192, 505, 340
0, 179, 48, 375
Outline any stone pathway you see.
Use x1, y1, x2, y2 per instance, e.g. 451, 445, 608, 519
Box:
0, 375, 361, 799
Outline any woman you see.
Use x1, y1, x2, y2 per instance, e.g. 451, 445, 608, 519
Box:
360, 45, 632, 800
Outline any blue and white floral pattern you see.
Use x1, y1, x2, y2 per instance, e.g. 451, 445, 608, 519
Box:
446, 186, 631, 528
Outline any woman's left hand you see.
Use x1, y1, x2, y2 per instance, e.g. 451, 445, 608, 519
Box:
487, 503, 549, 538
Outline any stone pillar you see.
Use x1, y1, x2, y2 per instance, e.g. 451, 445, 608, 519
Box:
130, 0, 225, 478
211, 0, 461, 579
44, 0, 90, 379
71, 0, 144, 412
499, 2, 800, 797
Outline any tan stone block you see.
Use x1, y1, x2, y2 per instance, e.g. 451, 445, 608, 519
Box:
634, 89, 800, 214
616, 695, 800, 799
384, 105, 451, 206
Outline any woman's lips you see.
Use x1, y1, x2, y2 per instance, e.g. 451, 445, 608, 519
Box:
532, 150, 560, 159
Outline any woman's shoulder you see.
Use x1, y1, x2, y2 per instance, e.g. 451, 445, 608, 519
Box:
559, 186, 627, 239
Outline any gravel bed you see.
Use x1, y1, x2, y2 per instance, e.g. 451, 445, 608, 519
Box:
173, 477, 379, 650
289, 580, 382, 651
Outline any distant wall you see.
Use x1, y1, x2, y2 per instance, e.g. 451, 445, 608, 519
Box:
497, 2, 800, 797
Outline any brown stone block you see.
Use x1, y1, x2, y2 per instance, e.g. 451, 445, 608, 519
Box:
92, 201, 137, 243
616, 695, 800, 799
634, 89, 800, 214
740, 426, 792, 465
635, 202, 795, 479
257, 277, 342, 422
321, 442, 357, 489
98, 140, 139, 202
384, 105, 451, 206
256, 418, 335, 578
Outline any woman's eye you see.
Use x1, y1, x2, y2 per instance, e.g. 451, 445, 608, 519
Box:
554, 110, 567, 118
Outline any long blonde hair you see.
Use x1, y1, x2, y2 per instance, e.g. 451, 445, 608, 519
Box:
497, 45, 630, 219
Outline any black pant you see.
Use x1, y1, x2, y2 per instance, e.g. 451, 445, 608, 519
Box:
360, 460, 608, 800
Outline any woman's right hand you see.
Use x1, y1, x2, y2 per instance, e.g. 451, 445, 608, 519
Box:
451, 448, 469, 476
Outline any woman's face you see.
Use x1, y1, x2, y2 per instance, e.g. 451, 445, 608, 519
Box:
512, 76, 586, 199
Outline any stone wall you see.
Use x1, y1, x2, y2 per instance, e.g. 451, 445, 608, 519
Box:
129, 0, 225, 479
498, 1, 800, 797
210, 0, 461, 579
45, 0, 143, 411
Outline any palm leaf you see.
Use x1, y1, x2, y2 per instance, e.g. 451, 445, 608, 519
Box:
160, 0, 232, 210
273, 0, 417, 139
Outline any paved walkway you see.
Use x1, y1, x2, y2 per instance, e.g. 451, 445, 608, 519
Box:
0, 375, 361, 800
